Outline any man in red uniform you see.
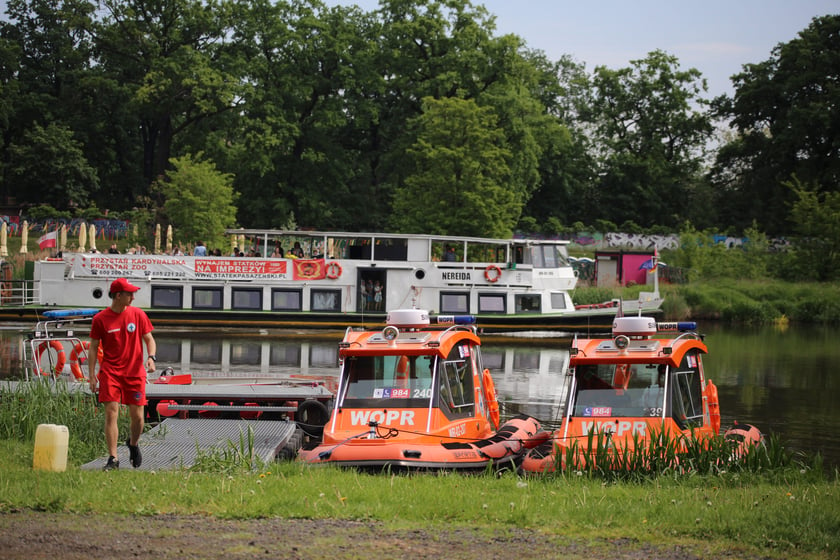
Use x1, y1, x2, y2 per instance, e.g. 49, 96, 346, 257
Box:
88, 278, 157, 470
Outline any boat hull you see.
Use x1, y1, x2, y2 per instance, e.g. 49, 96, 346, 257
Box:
299, 414, 545, 471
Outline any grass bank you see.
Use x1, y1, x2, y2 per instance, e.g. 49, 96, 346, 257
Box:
573, 280, 840, 325
1, 383, 839, 559
1, 437, 838, 559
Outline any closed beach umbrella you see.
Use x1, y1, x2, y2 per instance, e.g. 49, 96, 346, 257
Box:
78, 223, 87, 252
0, 222, 7, 257
88, 224, 96, 252
165, 225, 172, 254
238, 234, 245, 253
19, 221, 28, 254
154, 224, 161, 254
60, 224, 67, 252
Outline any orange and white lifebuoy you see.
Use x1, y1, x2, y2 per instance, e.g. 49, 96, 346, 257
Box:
482, 368, 500, 429
484, 265, 502, 283
69, 341, 104, 381
36, 340, 66, 376
326, 261, 342, 279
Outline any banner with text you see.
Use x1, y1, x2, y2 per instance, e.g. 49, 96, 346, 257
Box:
69, 254, 290, 281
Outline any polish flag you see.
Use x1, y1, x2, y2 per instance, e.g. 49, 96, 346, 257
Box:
38, 230, 58, 249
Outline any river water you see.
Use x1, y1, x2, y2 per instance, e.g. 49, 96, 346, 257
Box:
3, 322, 838, 470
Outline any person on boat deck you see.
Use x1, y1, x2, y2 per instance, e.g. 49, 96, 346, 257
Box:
88, 278, 156, 471
290, 241, 304, 258
193, 241, 207, 256
271, 245, 283, 258
641, 365, 667, 410
443, 245, 457, 261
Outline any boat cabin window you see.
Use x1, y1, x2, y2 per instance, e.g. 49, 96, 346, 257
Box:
193, 287, 223, 309
151, 286, 183, 308
340, 355, 435, 407
438, 342, 476, 418
478, 293, 506, 313
440, 292, 469, 314
271, 288, 302, 311
528, 245, 570, 269
232, 288, 262, 310
311, 289, 341, 311
671, 350, 705, 428
571, 363, 669, 418
515, 294, 541, 312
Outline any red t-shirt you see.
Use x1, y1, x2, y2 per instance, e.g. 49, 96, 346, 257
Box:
90, 306, 154, 378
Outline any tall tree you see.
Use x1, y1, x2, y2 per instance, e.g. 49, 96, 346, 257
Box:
225, 0, 382, 229
580, 50, 713, 228
154, 153, 238, 250
92, 0, 241, 192
391, 96, 515, 237
711, 15, 840, 234
8, 122, 98, 207
0, 0, 100, 208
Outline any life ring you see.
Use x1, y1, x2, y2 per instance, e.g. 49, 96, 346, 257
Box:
326, 261, 342, 279
69, 341, 104, 381
36, 340, 66, 376
484, 265, 502, 283
482, 368, 500, 429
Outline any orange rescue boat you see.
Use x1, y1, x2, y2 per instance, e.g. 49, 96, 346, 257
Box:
298, 309, 546, 470
520, 315, 762, 473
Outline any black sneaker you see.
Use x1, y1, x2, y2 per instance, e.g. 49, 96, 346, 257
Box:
126, 439, 142, 468
103, 456, 119, 471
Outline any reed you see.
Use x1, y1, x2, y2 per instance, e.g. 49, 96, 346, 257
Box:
0, 381, 128, 463
551, 428, 817, 483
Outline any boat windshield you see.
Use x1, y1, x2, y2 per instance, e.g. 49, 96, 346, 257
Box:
339, 354, 435, 407
571, 363, 667, 418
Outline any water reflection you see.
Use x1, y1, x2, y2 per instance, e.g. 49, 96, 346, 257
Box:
1, 324, 838, 470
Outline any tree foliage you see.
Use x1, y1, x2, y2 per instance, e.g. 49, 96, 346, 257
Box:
153, 153, 238, 250
0, 0, 835, 260
786, 177, 840, 281
391, 97, 515, 237
579, 50, 713, 228
711, 15, 840, 234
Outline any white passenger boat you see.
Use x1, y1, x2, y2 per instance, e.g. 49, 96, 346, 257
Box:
5, 229, 662, 333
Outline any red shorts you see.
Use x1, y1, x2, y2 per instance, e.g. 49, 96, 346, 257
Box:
98, 373, 147, 406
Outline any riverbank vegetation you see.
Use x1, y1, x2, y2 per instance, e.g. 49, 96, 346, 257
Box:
571, 222, 840, 324
1, 382, 838, 558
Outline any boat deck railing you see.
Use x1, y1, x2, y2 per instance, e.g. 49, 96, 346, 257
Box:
0, 279, 40, 307
22, 312, 96, 382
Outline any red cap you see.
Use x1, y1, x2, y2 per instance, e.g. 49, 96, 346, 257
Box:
110, 277, 140, 294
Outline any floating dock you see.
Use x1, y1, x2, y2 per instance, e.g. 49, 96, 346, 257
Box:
81, 418, 299, 471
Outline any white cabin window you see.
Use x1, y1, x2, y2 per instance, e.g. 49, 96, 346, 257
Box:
311, 289, 341, 311
193, 287, 223, 309
515, 294, 541, 312
478, 293, 506, 313
550, 292, 567, 310
232, 288, 262, 310
440, 292, 469, 314
151, 286, 183, 308
271, 289, 302, 311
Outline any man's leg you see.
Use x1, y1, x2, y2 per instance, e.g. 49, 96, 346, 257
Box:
126, 403, 144, 468
128, 404, 144, 445
104, 401, 120, 458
